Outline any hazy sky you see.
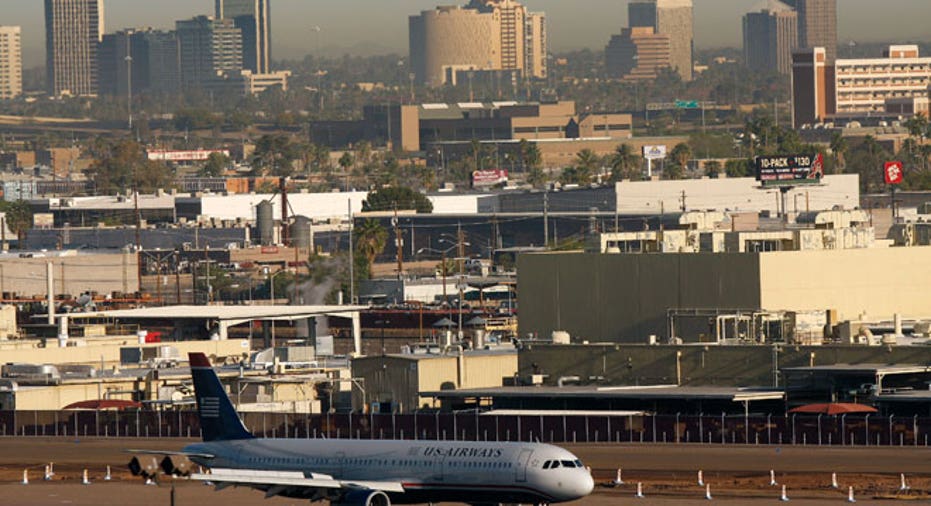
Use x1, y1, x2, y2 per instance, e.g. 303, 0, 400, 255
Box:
3, 0, 931, 67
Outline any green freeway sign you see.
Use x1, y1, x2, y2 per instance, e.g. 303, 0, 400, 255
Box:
674, 100, 700, 109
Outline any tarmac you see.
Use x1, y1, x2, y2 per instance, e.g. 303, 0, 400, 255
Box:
0, 437, 926, 505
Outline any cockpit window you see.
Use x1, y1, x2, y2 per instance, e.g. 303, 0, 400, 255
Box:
551, 460, 560, 469
574, 459, 583, 468
542, 461, 551, 469
561, 460, 577, 468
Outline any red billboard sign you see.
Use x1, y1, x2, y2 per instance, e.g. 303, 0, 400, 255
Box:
146, 149, 230, 162
884, 161, 904, 185
472, 169, 508, 187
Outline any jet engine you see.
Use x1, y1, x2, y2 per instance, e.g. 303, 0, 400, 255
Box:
160, 455, 194, 477
333, 489, 391, 506
128, 455, 160, 479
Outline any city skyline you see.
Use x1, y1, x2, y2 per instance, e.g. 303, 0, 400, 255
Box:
1, 0, 930, 69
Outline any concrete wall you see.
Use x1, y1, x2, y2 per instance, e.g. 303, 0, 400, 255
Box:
518, 252, 762, 343
0, 338, 248, 367
759, 246, 931, 322
0, 252, 138, 297
614, 174, 859, 214
518, 344, 931, 388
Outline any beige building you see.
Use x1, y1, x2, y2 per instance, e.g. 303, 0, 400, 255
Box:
45, 0, 104, 97
792, 45, 931, 126
409, 1, 546, 87
605, 27, 671, 80
518, 246, 931, 344
628, 0, 693, 81
0, 251, 139, 298
351, 351, 517, 412
0, 26, 22, 100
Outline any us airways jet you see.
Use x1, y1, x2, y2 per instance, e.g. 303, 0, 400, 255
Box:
168, 353, 594, 506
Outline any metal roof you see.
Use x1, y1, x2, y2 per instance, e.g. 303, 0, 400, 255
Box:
423, 385, 784, 402
66, 305, 366, 322
781, 364, 931, 375
875, 390, 931, 403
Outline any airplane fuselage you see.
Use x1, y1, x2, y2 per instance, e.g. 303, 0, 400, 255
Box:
185, 438, 594, 504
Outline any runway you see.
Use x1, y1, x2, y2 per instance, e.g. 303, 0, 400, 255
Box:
0, 438, 926, 505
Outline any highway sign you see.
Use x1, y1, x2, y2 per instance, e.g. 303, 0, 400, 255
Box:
674, 100, 700, 109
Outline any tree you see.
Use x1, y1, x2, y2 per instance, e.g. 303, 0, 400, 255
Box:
725, 159, 751, 177
519, 139, 542, 172
200, 152, 230, 177
85, 138, 174, 194
847, 135, 890, 192
665, 143, 692, 179
362, 186, 433, 213
354, 219, 387, 279
609, 144, 641, 182
0, 200, 32, 243
829, 132, 848, 173
703, 160, 722, 178
251, 134, 301, 177
526, 166, 547, 188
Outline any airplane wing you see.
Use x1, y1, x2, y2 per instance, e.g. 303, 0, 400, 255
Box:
192, 468, 406, 496
125, 449, 215, 459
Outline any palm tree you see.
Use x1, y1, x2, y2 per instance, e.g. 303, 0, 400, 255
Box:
829, 132, 848, 173
609, 144, 640, 182
572, 149, 600, 183
338, 151, 354, 190
666, 143, 692, 180
519, 139, 542, 172
354, 219, 387, 279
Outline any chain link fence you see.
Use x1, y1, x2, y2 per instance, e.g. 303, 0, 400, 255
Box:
2, 411, 930, 447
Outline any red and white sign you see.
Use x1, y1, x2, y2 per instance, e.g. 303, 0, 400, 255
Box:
472, 169, 508, 187
146, 149, 230, 162
884, 161, 904, 185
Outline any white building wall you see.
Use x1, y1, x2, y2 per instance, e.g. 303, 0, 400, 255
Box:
196, 193, 482, 221
198, 192, 368, 221
614, 174, 859, 214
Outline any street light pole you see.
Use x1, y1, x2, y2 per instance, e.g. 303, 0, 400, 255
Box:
125, 54, 133, 131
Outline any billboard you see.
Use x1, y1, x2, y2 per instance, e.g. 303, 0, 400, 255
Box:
472, 169, 508, 187
146, 149, 230, 162
642, 145, 667, 160
884, 161, 904, 185
755, 153, 824, 186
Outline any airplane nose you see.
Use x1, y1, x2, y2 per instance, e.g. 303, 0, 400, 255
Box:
577, 471, 595, 497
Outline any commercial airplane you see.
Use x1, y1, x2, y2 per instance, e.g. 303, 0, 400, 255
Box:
170, 352, 594, 506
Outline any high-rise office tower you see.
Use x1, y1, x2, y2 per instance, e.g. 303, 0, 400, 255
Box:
98, 29, 181, 96
743, 1, 798, 75
784, 0, 837, 62
176, 16, 242, 88
98, 29, 148, 96
410, 0, 546, 87
628, 0, 693, 81
216, 0, 270, 73
605, 27, 671, 80
44, 0, 104, 97
143, 31, 181, 93
0, 26, 23, 100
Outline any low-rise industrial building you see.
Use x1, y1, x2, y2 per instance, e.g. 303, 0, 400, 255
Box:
350, 349, 518, 412
518, 246, 931, 343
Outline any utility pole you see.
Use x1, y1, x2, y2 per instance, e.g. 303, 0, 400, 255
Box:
393, 208, 403, 279
348, 200, 354, 304
543, 189, 549, 248
125, 52, 133, 130
679, 190, 687, 212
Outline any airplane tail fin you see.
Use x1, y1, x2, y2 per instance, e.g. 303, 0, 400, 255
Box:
188, 353, 254, 442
